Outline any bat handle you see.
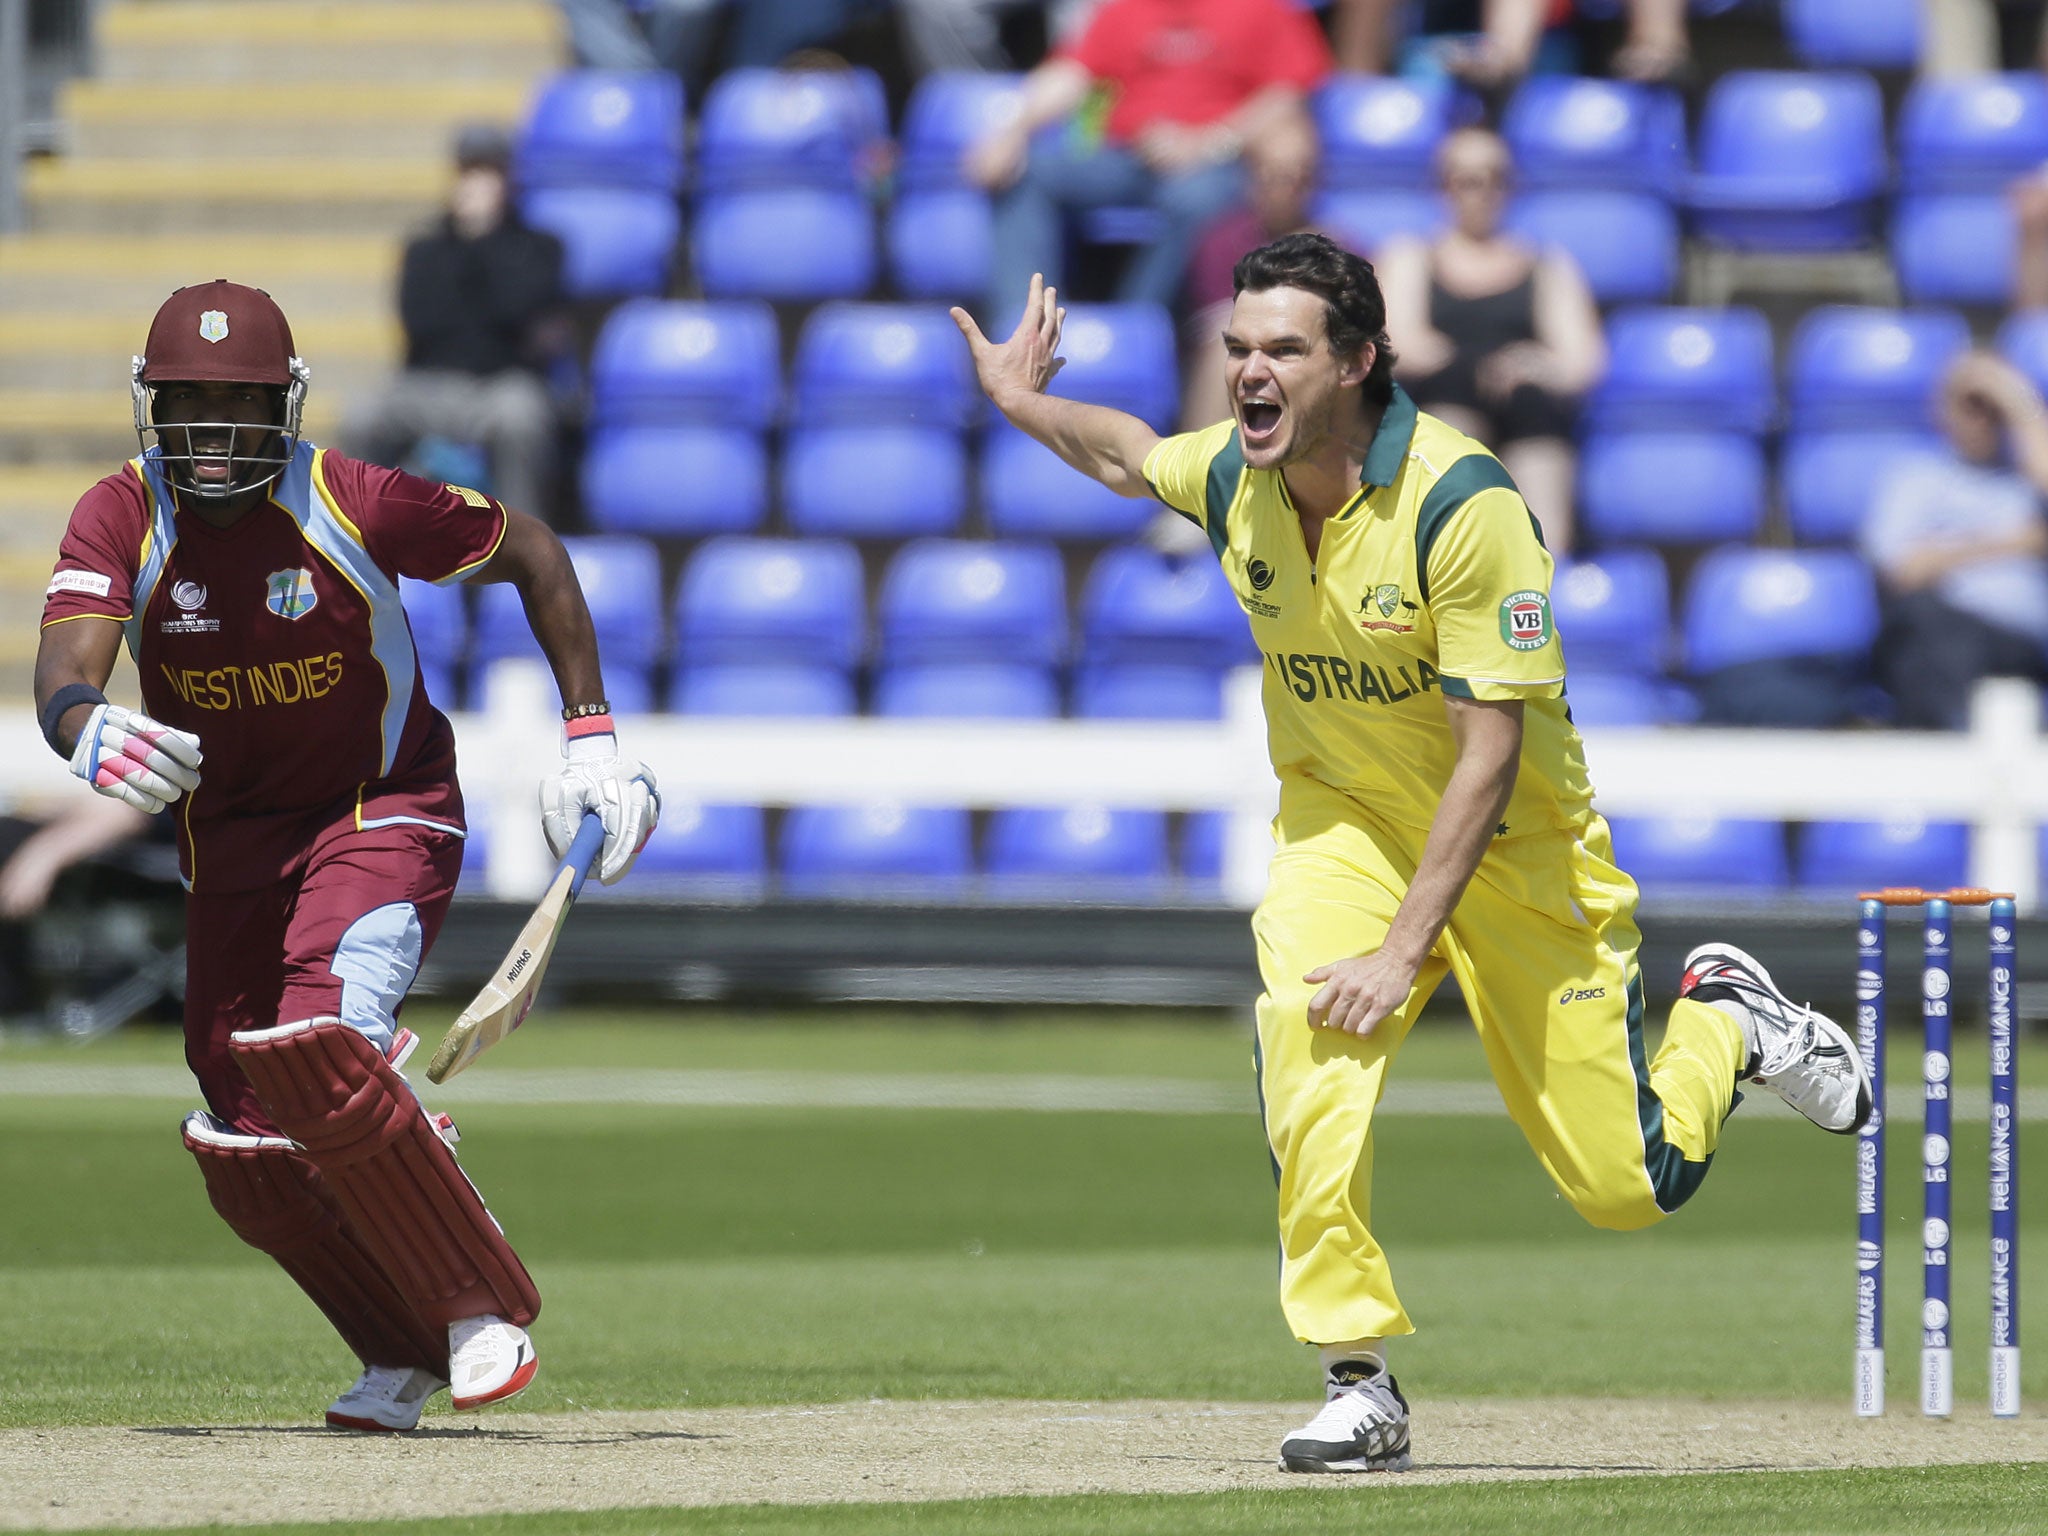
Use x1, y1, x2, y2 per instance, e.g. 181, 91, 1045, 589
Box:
562, 811, 606, 899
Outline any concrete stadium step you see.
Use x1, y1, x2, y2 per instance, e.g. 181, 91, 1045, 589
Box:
0, 311, 400, 391
0, 392, 341, 466
0, 466, 93, 556
25, 158, 446, 237
0, 236, 397, 315
95, 1, 563, 83
62, 80, 533, 160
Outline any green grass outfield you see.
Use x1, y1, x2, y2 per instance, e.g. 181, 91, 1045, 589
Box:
3, 1008, 2044, 1533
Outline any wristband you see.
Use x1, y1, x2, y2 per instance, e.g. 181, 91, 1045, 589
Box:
564, 712, 616, 743
562, 700, 611, 722
40, 683, 107, 757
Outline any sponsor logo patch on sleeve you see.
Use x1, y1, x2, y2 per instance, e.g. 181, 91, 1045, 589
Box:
1499, 590, 1552, 651
46, 569, 113, 598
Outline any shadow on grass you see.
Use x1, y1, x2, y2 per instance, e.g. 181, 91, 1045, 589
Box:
131, 1424, 720, 1444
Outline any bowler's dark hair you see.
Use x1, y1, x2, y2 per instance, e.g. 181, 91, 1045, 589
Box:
1232, 233, 1397, 407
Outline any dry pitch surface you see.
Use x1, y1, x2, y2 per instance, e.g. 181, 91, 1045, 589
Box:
6, 1397, 2045, 1530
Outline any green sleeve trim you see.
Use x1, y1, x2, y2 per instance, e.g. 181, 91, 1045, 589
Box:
1200, 433, 1246, 562
1413, 454, 1521, 603
1627, 971, 1716, 1213
1438, 673, 1476, 699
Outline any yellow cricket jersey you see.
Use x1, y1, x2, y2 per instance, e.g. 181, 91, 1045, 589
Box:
1142, 384, 1595, 840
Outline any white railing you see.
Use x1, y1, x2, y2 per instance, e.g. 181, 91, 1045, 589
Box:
5, 671, 2043, 910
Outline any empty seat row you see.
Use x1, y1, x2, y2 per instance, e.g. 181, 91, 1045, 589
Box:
401, 536, 1256, 716
582, 299, 1174, 539
458, 803, 1993, 900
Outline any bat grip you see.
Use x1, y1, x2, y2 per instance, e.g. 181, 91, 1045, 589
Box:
561, 811, 606, 899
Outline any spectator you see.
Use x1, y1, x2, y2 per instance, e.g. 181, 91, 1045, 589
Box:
2014, 170, 2048, 311
1377, 127, 1604, 552
343, 126, 566, 520
1329, 0, 1568, 87
557, 0, 723, 89
967, 0, 1332, 319
1177, 107, 1327, 431
1864, 351, 2048, 731
0, 794, 153, 1020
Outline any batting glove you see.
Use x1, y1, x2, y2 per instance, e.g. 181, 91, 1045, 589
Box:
538, 714, 659, 885
68, 703, 202, 815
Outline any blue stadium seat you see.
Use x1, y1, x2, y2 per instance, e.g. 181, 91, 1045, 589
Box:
1501, 78, 1686, 192
673, 537, 864, 668
874, 662, 1059, 718
1562, 671, 1676, 727
473, 538, 664, 702
780, 803, 973, 897
1578, 433, 1766, 544
791, 304, 977, 428
588, 300, 779, 425
671, 663, 855, 716
605, 801, 767, 898
1312, 187, 1444, 254
1899, 74, 2048, 191
694, 189, 876, 301
1795, 819, 1971, 892
1687, 72, 1887, 250
899, 71, 1024, 189
1046, 304, 1179, 428
1782, 0, 1920, 67
520, 187, 679, 299
985, 806, 1171, 894
1781, 430, 1943, 543
1608, 816, 1791, 889
1550, 549, 1669, 675
583, 300, 777, 532
1072, 663, 1225, 719
1079, 546, 1256, 668
581, 423, 767, 535
980, 424, 1156, 540
1997, 309, 2048, 396
517, 71, 685, 191
1315, 75, 1472, 189
1585, 308, 1774, 432
1681, 547, 1880, 674
694, 66, 887, 192
1180, 810, 1228, 885
1786, 307, 1970, 431
785, 426, 967, 537
1892, 195, 2015, 305
877, 540, 1067, 666
888, 188, 995, 300
1505, 191, 1678, 303
401, 576, 465, 707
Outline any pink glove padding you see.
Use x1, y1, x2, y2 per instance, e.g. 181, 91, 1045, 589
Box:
538, 722, 659, 885
67, 703, 202, 815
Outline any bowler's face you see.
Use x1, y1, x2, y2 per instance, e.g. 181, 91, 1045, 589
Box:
1222, 286, 1368, 470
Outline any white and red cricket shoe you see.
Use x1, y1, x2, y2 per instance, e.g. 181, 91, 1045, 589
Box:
325, 1364, 448, 1432
448, 1314, 538, 1410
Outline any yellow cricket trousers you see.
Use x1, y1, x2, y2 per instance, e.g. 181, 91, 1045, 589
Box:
1252, 773, 1748, 1345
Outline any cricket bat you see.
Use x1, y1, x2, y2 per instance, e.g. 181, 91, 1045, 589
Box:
426, 812, 607, 1084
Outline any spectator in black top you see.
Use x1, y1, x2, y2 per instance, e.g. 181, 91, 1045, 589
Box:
343, 126, 566, 520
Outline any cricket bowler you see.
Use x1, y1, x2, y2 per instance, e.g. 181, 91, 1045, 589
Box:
954, 240, 1873, 1472
32, 281, 660, 1432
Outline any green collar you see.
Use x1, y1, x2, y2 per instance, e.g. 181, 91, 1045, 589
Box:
1358, 383, 1416, 492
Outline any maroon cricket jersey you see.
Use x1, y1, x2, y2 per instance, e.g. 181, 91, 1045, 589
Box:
41, 442, 506, 892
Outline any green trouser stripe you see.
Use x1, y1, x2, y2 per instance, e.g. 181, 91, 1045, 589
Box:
1201, 435, 1246, 561
1251, 1027, 1281, 1186
1412, 454, 1520, 603
1626, 970, 1715, 1213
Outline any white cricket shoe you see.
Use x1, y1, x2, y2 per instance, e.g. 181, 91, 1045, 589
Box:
1279, 1358, 1413, 1473
448, 1314, 538, 1410
325, 1364, 447, 1433
1680, 942, 1874, 1134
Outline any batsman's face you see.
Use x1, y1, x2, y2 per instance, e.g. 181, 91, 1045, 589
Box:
152, 379, 282, 494
1223, 287, 1369, 470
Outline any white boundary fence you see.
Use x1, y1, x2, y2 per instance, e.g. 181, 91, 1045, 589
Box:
4, 671, 2045, 910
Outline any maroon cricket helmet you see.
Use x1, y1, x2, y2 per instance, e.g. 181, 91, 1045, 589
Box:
138, 279, 298, 385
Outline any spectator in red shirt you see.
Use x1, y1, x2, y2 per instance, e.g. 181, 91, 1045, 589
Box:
966, 0, 1332, 319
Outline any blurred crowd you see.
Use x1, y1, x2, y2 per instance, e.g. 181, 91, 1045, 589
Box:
329, 0, 2048, 733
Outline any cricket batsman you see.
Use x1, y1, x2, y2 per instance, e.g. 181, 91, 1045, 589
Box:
32, 281, 660, 1432
953, 241, 1873, 1472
